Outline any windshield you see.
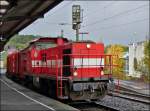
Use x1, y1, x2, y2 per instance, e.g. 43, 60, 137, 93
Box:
35, 42, 57, 49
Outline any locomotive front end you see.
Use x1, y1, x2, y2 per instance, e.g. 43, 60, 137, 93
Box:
62, 42, 114, 101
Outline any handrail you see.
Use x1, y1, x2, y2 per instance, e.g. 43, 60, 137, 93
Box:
61, 54, 118, 77
55, 55, 58, 97
62, 64, 118, 67
62, 54, 116, 56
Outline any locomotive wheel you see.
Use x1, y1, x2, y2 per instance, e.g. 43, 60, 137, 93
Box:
64, 81, 69, 97
95, 83, 108, 100
100, 83, 108, 99
48, 80, 56, 98
20, 78, 27, 86
6, 73, 11, 78
27, 76, 34, 89
39, 78, 48, 95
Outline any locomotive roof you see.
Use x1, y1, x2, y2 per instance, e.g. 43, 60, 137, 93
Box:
67, 40, 104, 44
29, 37, 69, 44
63, 40, 104, 47
19, 37, 69, 52
72, 40, 96, 43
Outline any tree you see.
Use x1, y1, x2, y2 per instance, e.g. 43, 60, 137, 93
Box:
3, 34, 39, 68
134, 57, 138, 70
105, 44, 126, 79
143, 40, 150, 81
4, 34, 39, 50
143, 40, 150, 71
136, 40, 150, 82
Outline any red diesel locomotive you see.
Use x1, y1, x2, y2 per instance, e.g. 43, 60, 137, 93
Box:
7, 37, 114, 101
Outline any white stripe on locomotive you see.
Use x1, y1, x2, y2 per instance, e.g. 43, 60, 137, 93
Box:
31, 58, 104, 68
73, 58, 104, 68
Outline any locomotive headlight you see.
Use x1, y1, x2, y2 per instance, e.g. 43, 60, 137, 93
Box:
86, 44, 91, 48
101, 71, 104, 76
73, 71, 78, 76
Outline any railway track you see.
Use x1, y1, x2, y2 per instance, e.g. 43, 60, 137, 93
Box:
111, 90, 150, 99
68, 101, 119, 111
108, 92, 150, 104
108, 88, 150, 104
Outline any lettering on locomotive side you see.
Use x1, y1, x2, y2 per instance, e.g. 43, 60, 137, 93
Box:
31, 60, 62, 68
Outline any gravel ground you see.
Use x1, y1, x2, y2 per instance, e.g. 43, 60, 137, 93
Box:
75, 107, 107, 111
98, 95, 150, 111
69, 103, 109, 111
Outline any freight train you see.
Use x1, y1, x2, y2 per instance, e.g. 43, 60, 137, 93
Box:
7, 37, 114, 101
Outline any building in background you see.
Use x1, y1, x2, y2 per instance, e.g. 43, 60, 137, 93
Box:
0, 51, 5, 69
0, 60, 4, 68
122, 52, 129, 75
128, 41, 145, 77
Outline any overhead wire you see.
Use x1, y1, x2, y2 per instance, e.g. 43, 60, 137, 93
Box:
82, 1, 117, 20
90, 18, 149, 32
82, 4, 148, 28
30, 1, 148, 39
32, 1, 74, 25
47, 1, 74, 16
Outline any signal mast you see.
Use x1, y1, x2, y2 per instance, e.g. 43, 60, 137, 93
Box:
72, 5, 82, 41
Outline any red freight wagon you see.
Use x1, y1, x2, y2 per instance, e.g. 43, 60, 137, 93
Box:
7, 37, 115, 101
7, 52, 19, 77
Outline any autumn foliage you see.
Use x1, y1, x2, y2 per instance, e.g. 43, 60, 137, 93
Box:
105, 44, 127, 79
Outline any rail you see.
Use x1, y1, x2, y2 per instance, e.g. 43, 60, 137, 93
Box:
108, 89, 150, 104
69, 101, 119, 111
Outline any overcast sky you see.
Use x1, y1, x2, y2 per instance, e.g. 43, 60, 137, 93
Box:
20, 1, 149, 45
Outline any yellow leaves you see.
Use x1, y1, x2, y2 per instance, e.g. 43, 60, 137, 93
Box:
143, 40, 150, 76
106, 44, 125, 66
107, 44, 124, 58
106, 44, 126, 78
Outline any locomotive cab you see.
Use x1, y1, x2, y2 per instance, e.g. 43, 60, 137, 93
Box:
61, 41, 113, 101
